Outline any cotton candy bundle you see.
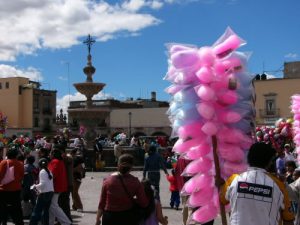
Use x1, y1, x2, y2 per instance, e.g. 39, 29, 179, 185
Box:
291, 95, 300, 162
164, 27, 255, 224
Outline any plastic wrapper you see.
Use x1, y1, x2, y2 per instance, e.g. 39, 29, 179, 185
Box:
164, 27, 254, 223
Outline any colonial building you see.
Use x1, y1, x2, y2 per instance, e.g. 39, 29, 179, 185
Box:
68, 91, 171, 138
0, 77, 57, 136
254, 61, 300, 125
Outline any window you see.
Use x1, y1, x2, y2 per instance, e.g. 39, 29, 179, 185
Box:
5, 82, 9, 89
265, 99, 275, 115
33, 95, 39, 110
43, 118, 51, 131
43, 98, 52, 114
44, 118, 50, 126
44, 98, 51, 110
34, 118, 39, 127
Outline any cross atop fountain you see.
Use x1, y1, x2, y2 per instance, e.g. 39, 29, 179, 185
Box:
69, 33, 108, 151
83, 34, 95, 55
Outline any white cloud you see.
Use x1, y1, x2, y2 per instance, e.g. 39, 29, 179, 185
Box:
285, 53, 298, 59
265, 73, 276, 79
122, 0, 164, 11
0, 0, 162, 61
227, 0, 238, 5
0, 64, 43, 81
58, 76, 67, 81
165, 0, 215, 3
56, 91, 112, 116
0, 0, 209, 61
122, 0, 148, 11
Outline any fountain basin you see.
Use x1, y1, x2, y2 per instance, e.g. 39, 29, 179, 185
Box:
74, 82, 106, 98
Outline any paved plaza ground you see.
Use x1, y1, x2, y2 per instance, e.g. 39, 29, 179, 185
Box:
10, 171, 224, 225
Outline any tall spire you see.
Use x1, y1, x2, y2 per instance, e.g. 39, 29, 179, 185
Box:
83, 34, 95, 55
82, 34, 96, 82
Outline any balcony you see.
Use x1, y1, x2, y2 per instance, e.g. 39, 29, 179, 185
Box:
259, 108, 280, 118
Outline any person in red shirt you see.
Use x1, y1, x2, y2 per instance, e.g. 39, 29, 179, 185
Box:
48, 149, 71, 225
166, 169, 180, 210
95, 154, 148, 225
174, 157, 191, 225
0, 147, 25, 225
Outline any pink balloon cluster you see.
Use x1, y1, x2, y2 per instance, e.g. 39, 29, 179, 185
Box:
291, 95, 300, 162
165, 27, 255, 224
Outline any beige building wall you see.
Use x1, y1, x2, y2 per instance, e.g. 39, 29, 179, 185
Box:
0, 77, 32, 128
254, 78, 300, 125
110, 108, 170, 128
21, 88, 33, 128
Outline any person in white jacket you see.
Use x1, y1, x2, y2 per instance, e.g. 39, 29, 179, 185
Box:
29, 158, 54, 225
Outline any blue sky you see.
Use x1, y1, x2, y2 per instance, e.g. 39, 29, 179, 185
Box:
0, 0, 299, 112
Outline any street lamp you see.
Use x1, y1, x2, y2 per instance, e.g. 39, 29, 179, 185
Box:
128, 112, 132, 138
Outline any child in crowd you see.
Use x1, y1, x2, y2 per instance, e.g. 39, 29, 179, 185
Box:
166, 169, 180, 210
140, 179, 168, 225
22, 155, 39, 217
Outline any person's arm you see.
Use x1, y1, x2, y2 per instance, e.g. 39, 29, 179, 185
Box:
135, 181, 149, 208
95, 208, 103, 225
95, 181, 107, 225
35, 169, 47, 192
166, 174, 171, 182
155, 200, 168, 225
48, 160, 59, 178
0, 160, 7, 182
267, 173, 295, 224
159, 155, 168, 175
219, 174, 238, 205
143, 158, 148, 179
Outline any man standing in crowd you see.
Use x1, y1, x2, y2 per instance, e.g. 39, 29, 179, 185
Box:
220, 142, 294, 225
143, 145, 168, 200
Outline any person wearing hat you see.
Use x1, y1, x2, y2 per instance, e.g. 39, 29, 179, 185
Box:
95, 154, 148, 225
0, 147, 25, 225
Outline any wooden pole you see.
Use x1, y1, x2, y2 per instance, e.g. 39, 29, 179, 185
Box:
212, 135, 227, 225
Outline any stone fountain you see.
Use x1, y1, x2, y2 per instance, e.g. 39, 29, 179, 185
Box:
68, 35, 110, 150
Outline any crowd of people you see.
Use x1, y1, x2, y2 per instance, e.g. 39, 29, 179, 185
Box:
0, 134, 85, 225
3, 131, 300, 225
95, 133, 300, 225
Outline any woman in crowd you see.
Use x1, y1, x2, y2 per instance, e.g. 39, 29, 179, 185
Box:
71, 149, 85, 212
0, 147, 25, 225
48, 149, 71, 225
29, 158, 54, 225
95, 154, 148, 225
140, 179, 168, 225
